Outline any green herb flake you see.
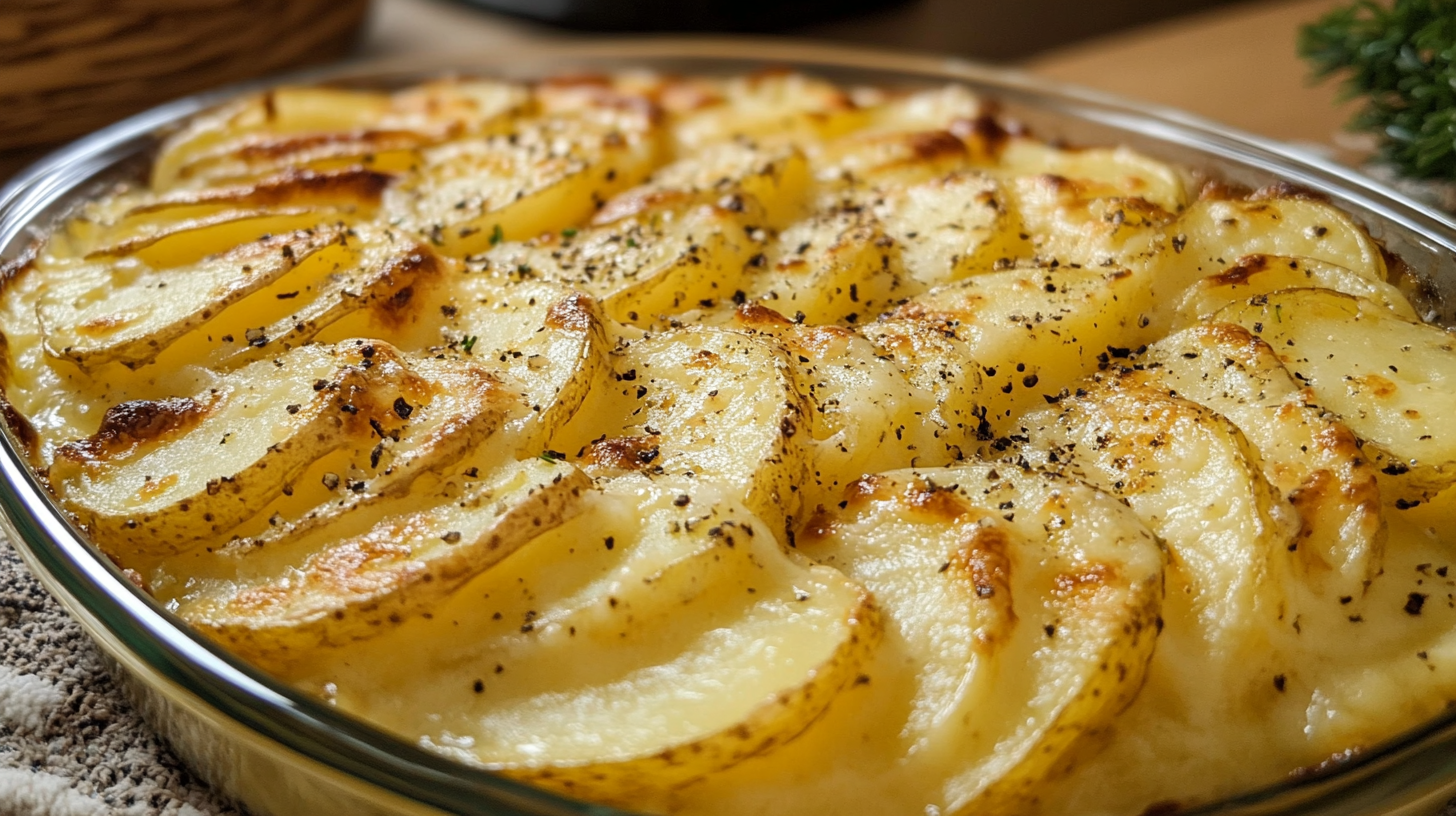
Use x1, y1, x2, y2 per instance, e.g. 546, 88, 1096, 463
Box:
462, 334, 478, 354
489, 224, 504, 246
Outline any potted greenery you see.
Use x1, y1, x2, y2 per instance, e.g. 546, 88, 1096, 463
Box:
1300, 0, 1456, 211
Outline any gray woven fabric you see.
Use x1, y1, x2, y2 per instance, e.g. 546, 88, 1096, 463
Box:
0, 537, 239, 816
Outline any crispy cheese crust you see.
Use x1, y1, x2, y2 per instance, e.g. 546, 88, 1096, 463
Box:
3, 71, 1455, 816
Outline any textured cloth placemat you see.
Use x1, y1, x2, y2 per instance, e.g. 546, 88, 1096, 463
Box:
0, 538, 238, 816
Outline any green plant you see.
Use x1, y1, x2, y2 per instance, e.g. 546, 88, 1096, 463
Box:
1300, 0, 1456, 180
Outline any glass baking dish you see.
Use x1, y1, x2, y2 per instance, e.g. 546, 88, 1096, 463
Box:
3, 38, 1456, 816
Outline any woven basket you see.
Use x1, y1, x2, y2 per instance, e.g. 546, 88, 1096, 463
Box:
0, 0, 370, 172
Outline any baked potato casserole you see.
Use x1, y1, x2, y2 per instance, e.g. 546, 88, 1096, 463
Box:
2, 71, 1454, 816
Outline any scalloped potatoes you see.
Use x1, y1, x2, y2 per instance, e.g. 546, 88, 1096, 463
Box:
3, 71, 1455, 816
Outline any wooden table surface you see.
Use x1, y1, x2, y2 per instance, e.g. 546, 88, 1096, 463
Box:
365, 0, 1360, 149
1028, 0, 1358, 148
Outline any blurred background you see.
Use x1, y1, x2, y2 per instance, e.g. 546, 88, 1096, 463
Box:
0, 0, 1355, 178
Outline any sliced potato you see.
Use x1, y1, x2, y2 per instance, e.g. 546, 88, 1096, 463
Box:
890, 263, 1156, 432
1214, 289, 1456, 504
80, 207, 342, 268
38, 228, 346, 370
594, 140, 811, 229
814, 129, 972, 188
993, 140, 1188, 213
1179, 195, 1385, 281
1011, 378, 1298, 645
688, 464, 1161, 816
50, 341, 506, 556
1143, 194, 1388, 328
439, 280, 610, 449
1131, 324, 1385, 595
1173, 254, 1418, 328
175, 457, 589, 670
65, 168, 390, 254
390, 111, 659, 257
202, 231, 444, 370
860, 317, 988, 448
553, 326, 809, 534
476, 202, 762, 326
47, 228, 442, 373
802, 466, 1161, 814
865, 171, 1030, 285
670, 72, 868, 153
44, 187, 372, 276
731, 306, 973, 513
214, 349, 517, 554
743, 209, 908, 325
859, 85, 984, 134
123, 167, 393, 222
153, 80, 530, 189
1005, 174, 1170, 269
290, 476, 878, 803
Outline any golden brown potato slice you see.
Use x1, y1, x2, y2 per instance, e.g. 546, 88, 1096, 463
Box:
670, 72, 868, 153
860, 316, 988, 449
153, 80, 531, 189
1131, 323, 1385, 596
202, 231, 444, 370
685, 463, 1161, 816
813, 129, 972, 188
63, 168, 391, 258
289, 476, 878, 804
862, 171, 1030, 286
553, 326, 809, 534
390, 109, 660, 257
77, 207, 342, 268
38, 228, 346, 370
857, 85, 984, 134
801, 466, 1162, 814
43, 227, 442, 373
742, 209, 908, 325
1011, 378, 1298, 645
1173, 253, 1418, 328
993, 139, 1189, 213
475, 201, 763, 326
49, 342, 506, 556
208, 348, 519, 555
1005, 174, 1171, 269
1215, 289, 1456, 505
1181, 195, 1385, 280
436, 279, 610, 450
731, 305, 974, 515
170, 457, 590, 670
890, 263, 1156, 432
1142, 194, 1388, 329
122, 167, 393, 222
594, 140, 811, 229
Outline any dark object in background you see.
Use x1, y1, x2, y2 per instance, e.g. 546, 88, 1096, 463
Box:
462, 0, 902, 30
0, 0, 370, 178
1300, 0, 1456, 182
459, 0, 1245, 63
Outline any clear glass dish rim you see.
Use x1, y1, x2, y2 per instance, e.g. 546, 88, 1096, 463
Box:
1, 36, 1455, 816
